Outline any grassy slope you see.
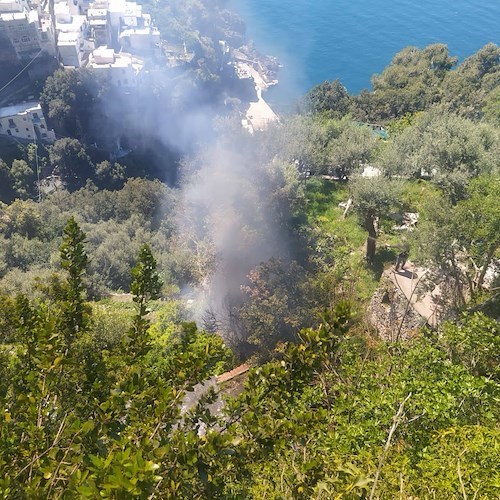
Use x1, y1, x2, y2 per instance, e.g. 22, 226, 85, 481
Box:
302, 177, 425, 304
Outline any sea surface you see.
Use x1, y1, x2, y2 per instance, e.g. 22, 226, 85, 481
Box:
229, 0, 500, 109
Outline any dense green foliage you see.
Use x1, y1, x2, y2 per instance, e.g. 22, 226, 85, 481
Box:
141, 0, 244, 81
0, 178, 182, 296
40, 69, 109, 139
0, 41, 499, 497
0, 220, 234, 497
0, 229, 498, 496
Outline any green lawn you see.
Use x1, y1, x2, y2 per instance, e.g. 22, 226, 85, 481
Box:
304, 177, 366, 247
302, 177, 402, 303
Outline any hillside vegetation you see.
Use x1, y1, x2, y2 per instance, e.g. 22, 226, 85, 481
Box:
0, 42, 499, 498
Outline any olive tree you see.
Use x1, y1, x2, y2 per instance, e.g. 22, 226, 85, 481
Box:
380, 111, 499, 202
302, 79, 352, 117
415, 175, 499, 308
349, 176, 402, 263
329, 123, 379, 179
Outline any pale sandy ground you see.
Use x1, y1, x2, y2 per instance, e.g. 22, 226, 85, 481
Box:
245, 94, 278, 132
236, 61, 278, 133
388, 262, 441, 328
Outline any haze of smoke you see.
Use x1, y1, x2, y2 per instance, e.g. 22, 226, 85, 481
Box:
176, 136, 293, 331
95, 50, 294, 336
96, 69, 220, 160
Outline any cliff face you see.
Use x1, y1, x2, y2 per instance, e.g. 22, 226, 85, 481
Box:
368, 277, 425, 341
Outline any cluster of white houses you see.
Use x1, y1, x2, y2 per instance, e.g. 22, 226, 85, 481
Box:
0, 0, 160, 66
0, 0, 161, 141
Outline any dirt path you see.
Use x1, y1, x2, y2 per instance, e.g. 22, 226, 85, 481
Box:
388, 262, 441, 328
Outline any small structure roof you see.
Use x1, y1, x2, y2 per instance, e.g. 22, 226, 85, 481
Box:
92, 46, 115, 63
88, 48, 144, 71
0, 11, 26, 20
57, 31, 79, 44
0, 101, 41, 119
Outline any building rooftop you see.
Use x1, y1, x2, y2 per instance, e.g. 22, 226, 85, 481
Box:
57, 31, 80, 44
87, 8, 107, 19
120, 26, 159, 37
0, 101, 41, 119
56, 14, 86, 33
54, 2, 70, 17
27, 9, 38, 23
91, 46, 114, 63
108, 0, 141, 16
0, 11, 26, 21
0, 0, 27, 14
88, 48, 144, 71
89, 18, 106, 26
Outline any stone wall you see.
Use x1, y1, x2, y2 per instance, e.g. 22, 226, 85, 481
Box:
368, 277, 426, 341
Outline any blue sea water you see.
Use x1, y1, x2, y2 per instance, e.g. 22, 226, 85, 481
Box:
229, 0, 500, 109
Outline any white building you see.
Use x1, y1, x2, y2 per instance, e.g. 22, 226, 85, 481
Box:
57, 31, 83, 66
107, 0, 160, 56
0, 0, 57, 62
53, 0, 87, 17
0, 0, 29, 13
28, 9, 56, 56
0, 11, 41, 61
87, 7, 110, 47
55, 2, 94, 66
107, 0, 140, 31
0, 0, 58, 61
119, 25, 159, 56
87, 46, 144, 89
0, 102, 56, 142
55, 2, 87, 33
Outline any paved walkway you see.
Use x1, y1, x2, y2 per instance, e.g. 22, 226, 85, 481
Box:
236, 61, 279, 132
388, 262, 441, 328
245, 96, 278, 131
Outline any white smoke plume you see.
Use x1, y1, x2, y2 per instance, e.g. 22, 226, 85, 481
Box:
175, 130, 296, 332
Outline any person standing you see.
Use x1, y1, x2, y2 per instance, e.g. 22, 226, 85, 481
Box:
395, 249, 409, 271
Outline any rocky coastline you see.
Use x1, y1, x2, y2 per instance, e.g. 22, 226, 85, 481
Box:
231, 42, 280, 132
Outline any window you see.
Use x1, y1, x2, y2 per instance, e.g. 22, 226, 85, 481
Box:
8, 119, 15, 128
26, 127, 29, 131
21, 36, 29, 42
40, 124, 45, 129
33, 112, 39, 119
7, 130, 11, 136
41, 133, 47, 137
15, 128, 19, 132
27, 134, 31, 138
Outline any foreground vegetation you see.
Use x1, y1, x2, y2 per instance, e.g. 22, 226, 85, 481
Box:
0, 219, 498, 497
